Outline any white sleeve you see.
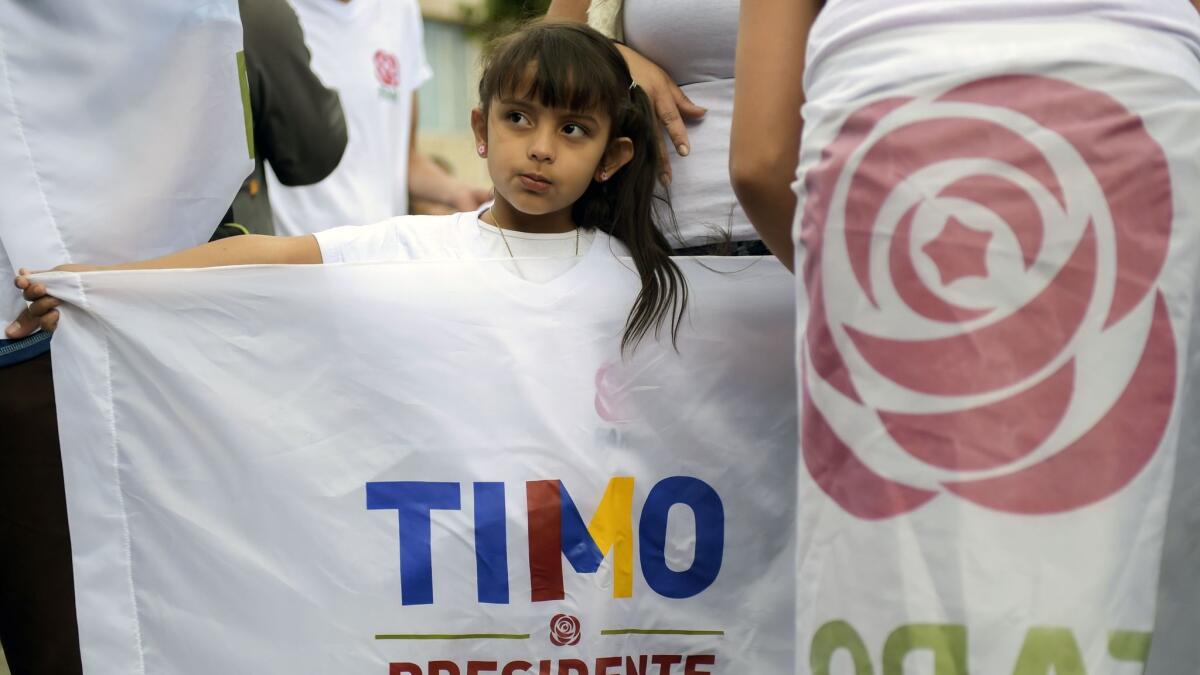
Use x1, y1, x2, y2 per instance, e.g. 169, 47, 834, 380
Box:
313, 218, 409, 264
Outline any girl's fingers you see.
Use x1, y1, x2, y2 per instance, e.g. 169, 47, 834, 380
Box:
40, 309, 59, 333
21, 282, 47, 302
5, 308, 38, 339
29, 295, 61, 318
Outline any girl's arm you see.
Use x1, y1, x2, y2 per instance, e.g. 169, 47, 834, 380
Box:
729, 0, 820, 271
94, 233, 321, 271
5, 234, 321, 337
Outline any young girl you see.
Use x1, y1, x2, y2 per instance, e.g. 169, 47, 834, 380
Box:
8, 21, 687, 353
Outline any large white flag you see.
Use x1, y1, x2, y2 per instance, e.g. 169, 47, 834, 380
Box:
45, 257, 798, 674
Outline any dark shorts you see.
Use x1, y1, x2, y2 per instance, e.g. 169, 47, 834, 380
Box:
0, 350, 82, 675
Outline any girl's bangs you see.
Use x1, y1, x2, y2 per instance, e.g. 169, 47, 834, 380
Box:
483, 29, 620, 115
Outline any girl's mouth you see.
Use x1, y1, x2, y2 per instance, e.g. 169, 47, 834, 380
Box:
518, 173, 552, 193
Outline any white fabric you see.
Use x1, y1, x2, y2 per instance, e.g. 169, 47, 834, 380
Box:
44, 257, 797, 673
793, 12, 1200, 674
808, 0, 1200, 97
623, 0, 737, 85
315, 210, 613, 284
267, 0, 432, 235
586, 0, 623, 41
620, 0, 753, 248
0, 0, 251, 324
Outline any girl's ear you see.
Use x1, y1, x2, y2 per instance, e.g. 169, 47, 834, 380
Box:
595, 136, 634, 182
470, 107, 488, 152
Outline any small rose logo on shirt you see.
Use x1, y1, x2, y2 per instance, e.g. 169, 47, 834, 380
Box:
549, 614, 581, 646
373, 49, 400, 93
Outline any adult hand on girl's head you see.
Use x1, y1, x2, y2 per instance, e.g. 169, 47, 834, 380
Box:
5, 264, 97, 338
614, 43, 707, 184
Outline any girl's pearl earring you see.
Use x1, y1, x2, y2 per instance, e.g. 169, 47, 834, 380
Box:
599, 171, 607, 181
477, 144, 487, 157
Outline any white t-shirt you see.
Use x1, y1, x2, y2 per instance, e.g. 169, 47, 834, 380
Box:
807, 0, 1200, 99
314, 209, 620, 284
622, 0, 754, 248
267, 0, 432, 236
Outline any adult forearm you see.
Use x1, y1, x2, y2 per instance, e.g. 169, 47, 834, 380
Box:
731, 174, 797, 270
730, 0, 818, 271
545, 0, 589, 22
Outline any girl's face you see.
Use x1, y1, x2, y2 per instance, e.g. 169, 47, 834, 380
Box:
471, 93, 632, 223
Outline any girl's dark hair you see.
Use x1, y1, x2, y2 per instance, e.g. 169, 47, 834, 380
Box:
478, 21, 688, 353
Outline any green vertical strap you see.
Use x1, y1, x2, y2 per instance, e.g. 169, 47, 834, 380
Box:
236, 50, 254, 159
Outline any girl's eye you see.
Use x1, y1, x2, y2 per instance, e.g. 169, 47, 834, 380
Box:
562, 123, 588, 138
505, 111, 529, 125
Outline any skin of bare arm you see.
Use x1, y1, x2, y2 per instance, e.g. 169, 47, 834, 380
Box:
5, 234, 322, 337
729, 0, 820, 271
543, 0, 708, 182
406, 93, 492, 212
545, 0, 590, 21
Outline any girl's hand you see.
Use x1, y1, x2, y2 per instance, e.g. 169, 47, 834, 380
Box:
614, 43, 707, 184
5, 264, 98, 338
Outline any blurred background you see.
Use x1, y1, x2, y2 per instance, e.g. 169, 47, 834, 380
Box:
416, 0, 549, 191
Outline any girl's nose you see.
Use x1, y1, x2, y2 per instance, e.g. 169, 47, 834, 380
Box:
528, 129, 555, 163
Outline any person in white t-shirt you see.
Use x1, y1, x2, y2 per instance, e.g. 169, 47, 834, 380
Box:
729, 2, 1200, 671
12, 22, 689, 353
265, 0, 490, 236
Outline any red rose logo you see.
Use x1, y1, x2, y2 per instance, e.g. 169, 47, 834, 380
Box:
549, 614, 581, 646
374, 50, 399, 88
800, 75, 1177, 518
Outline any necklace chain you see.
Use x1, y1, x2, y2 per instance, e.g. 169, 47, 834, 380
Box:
489, 209, 580, 257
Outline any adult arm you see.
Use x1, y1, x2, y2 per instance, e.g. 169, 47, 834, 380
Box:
545, 0, 590, 21
242, 0, 347, 186
5, 235, 321, 337
729, 0, 820, 270
544, 0, 707, 179
406, 93, 491, 212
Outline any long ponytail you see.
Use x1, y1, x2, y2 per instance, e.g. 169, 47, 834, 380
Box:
572, 85, 688, 353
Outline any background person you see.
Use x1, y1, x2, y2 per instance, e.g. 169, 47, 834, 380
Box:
0, 2, 252, 672
731, 2, 1200, 672
266, 0, 490, 236
225, 0, 350, 235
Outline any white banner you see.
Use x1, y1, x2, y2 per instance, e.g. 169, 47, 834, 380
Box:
793, 22, 1200, 675
46, 257, 798, 674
